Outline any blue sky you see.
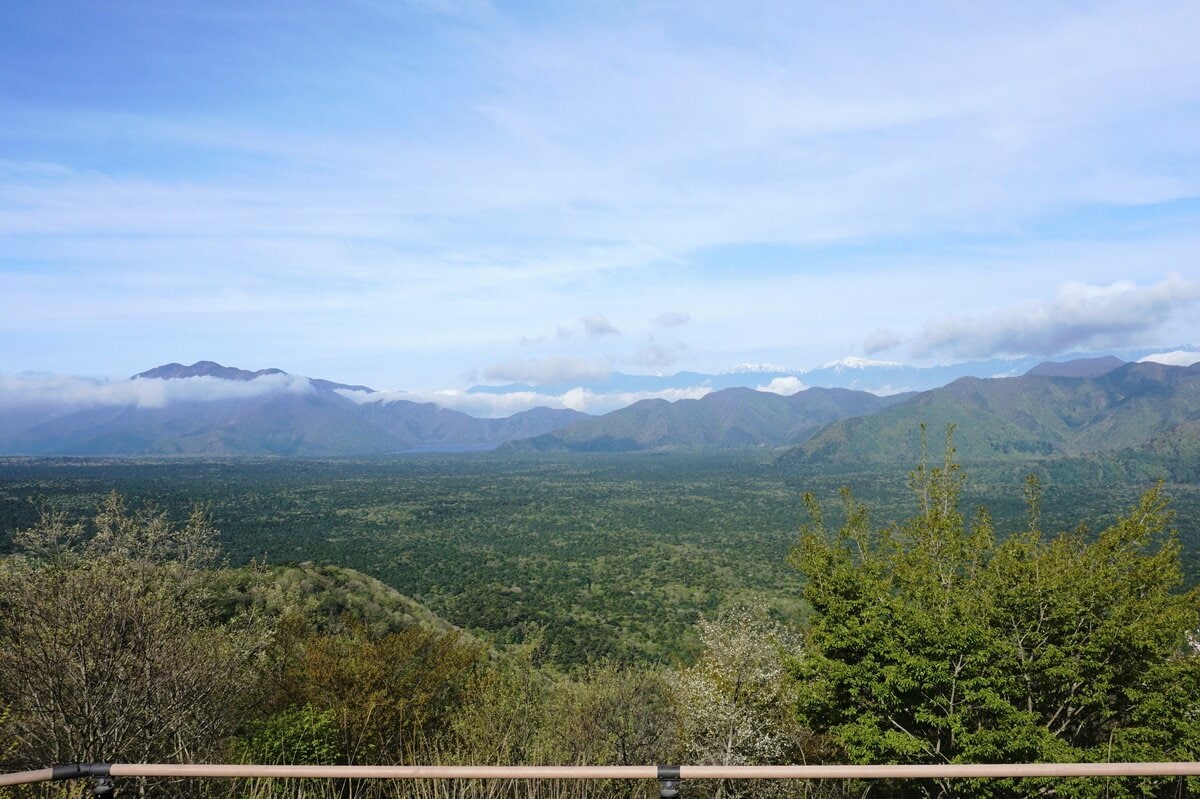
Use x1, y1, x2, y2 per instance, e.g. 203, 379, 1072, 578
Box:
2, 0, 1199, 397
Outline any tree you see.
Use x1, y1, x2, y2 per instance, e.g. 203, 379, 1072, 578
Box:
673, 604, 811, 799
543, 662, 678, 768
0, 493, 259, 774
791, 428, 1200, 798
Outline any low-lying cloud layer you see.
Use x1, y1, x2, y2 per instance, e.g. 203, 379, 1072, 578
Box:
0, 372, 313, 409
911, 276, 1200, 360
1138, 350, 1200, 367
337, 385, 713, 417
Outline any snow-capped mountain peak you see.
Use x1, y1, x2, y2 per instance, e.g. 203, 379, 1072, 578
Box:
815, 356, 905, 371
721, 362, 791, 374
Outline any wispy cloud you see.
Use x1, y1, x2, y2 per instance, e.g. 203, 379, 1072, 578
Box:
581, 313, 620, 338
2, 4, 1200, 383
863, 328, 902, 355
1138, 350, 1200, 367
630, 338, 685, 368
652, 311, 690, 328
911, 275, 1200, 359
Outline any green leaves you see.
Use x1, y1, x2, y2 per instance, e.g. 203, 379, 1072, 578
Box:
792, 429, 1200, 796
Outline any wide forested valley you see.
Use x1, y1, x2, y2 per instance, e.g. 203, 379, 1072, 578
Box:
2, 438, 1200, 798
3, 449, 1198, 666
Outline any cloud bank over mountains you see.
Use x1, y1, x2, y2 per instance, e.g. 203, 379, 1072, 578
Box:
338, 385, 714, 417
7, 340, 1198, 421
0, 371, 313, 410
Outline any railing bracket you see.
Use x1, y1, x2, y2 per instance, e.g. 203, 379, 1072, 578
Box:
658, 764, 680, 798
93, 775, 115, 798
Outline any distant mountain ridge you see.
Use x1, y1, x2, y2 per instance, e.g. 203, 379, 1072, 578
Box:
1023, 356, 1125, 378
5, 354, 1199, 458
134, 360, 376, 393
471, 347, 1195, 397
134, 361, 287, 381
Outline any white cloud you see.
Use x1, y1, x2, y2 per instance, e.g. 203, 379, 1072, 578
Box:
911, 275, 1200, 359
482, 356, 611, 385
0, 372, 313, 409
757, 376, 806, 396
1138, 350, 1200, 367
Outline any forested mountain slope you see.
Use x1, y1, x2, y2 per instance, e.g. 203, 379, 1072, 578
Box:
788, 361, 1200, 465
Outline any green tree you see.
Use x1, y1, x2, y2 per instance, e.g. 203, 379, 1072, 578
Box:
791, 428, 1200, 798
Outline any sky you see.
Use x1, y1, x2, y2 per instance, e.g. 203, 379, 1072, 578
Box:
2, 1, 1199, 401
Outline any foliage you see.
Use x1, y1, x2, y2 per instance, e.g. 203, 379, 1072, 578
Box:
791, 428, 1200, 798
255, 621, 487, 765
2, 451, 1199, 664
210, 562, 468, 639
240, 704, 341, 766
2, 447, 1200, 798
542, 662, 677, 768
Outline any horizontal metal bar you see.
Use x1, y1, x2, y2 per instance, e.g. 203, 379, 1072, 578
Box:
681, 763, 1200, 779
110, 765, 659, 780
5, 762, 1200, 786
0, 767, 55, 787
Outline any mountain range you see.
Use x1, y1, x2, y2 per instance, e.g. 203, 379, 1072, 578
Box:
506, 386, 913, 452
0, 361, 587, 456
470, 348, 1192, 397
2, 354, 1198, 458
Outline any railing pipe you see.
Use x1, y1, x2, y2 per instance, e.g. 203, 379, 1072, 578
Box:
0, 767, 55, 787
4, 762, 1200, 787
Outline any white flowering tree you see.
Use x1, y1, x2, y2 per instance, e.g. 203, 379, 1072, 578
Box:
673, 603, 808, 799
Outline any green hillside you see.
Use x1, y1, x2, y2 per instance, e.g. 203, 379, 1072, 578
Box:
210, 561, 473, 639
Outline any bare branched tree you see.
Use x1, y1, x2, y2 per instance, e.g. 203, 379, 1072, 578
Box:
0, 493, 259, 781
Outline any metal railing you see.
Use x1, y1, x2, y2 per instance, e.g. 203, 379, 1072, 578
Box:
4, 762, 1200, 794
